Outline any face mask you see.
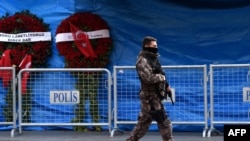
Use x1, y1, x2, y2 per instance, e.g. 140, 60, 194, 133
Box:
143, 47, 158, 54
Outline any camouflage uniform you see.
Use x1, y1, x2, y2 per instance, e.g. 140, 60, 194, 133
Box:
126, 50, 174, 141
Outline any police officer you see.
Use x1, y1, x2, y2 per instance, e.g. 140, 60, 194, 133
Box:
126, 36, 174, 141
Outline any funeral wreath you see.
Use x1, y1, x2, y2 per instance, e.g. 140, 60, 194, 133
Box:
0, 10, 52, 122
56, 12, 113, 131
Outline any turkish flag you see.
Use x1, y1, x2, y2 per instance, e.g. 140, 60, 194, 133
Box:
0, 49, 12, 87
69, 22, 97, 58
19, 54, 32, 94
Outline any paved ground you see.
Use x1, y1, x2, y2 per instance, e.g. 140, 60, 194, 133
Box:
0, 130, 223, 141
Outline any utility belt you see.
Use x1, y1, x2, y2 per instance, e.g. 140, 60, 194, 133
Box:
141, 84, 158, 91
141, 89, 157, 92
141, 87, 158, 91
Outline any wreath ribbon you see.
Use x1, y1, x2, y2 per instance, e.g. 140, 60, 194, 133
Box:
0, 32, 51, 42
0, 49, 12, 87
55, 29, 110, 43
19, 54, 32, 94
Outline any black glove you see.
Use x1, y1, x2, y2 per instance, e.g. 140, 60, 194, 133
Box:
165, 89, 172, 99
165, 87, 174, 105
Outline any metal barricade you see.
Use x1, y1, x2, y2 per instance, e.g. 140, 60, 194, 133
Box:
207, 64, 250, 137
111, 65, 208, 137
17, 68, 112, 135
0, 67, 16, 137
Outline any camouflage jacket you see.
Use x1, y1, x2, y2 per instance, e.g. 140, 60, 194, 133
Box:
136, 50, 168, 98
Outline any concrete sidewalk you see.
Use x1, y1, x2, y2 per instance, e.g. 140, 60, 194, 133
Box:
0, 130, 223, 141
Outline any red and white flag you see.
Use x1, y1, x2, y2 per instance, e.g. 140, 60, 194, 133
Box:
69, 22, 97, 58
0, 49, 12, 87
19, 54, 32, 94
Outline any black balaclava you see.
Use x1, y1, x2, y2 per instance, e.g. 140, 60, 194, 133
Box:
143, 47, 158, 54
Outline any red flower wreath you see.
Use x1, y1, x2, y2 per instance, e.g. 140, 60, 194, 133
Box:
0, 10, 52, 122
55, 12, 113, 132
0, 10, 52, 72
55, 12, 113, 68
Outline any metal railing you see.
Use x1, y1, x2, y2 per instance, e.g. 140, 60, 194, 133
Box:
207, 64, 250, 137
111, 65, 208, 137
17, 68, 112, 135
1, 64, 249, 138
0, 67, 16, 137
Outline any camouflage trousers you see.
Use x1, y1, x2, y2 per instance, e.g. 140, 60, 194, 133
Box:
126, 92, 174, 141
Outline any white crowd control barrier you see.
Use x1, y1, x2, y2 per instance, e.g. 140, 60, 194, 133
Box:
16, 68, 112, 136
111, 65, 208, 137
207, 64, 250, 137
0, 67, 16, 137
4, 64, 250, 138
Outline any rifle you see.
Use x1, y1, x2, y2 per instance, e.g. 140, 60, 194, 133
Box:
148, 57, 174, 105
163, 85, 174, 105
163, 81, 174, 105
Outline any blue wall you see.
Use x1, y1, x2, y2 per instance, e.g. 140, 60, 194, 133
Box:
1, 0, 249, 69
1, 0, 250, 131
